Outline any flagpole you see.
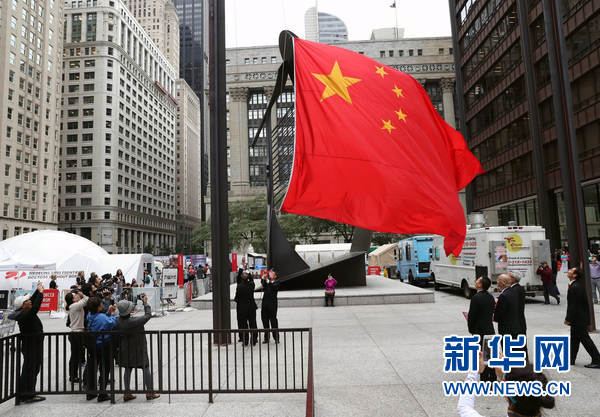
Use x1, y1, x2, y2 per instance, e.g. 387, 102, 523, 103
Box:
394, 1, 399, 39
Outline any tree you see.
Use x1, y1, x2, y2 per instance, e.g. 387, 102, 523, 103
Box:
371, 232, 410, 246
192, 195, 268, 253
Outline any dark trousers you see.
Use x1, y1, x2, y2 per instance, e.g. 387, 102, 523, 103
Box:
68, 333, 84, 380
543, 283, 560, 304
237, 308, 258, 344
261, 306, 279, 342
86, 343, 112, 395
571, 325, 600, 365
325, 293, 335, 306
18, 342, 43, 400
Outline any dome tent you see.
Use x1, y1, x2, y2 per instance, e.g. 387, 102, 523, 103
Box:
0, 230, 108, 269
0, 231, 152, 290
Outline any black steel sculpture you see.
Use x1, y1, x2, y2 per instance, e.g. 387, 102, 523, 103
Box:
252, 31, 368, 290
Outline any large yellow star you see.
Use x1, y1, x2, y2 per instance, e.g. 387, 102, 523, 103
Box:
392, 84, 404, 98
375, 65, 388, 78
395, 108, 408, 123
381, 120, 395, 134
312, 61, 361, 104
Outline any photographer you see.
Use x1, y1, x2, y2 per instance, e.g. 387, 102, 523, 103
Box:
115, 295, 160, 401
537, 262, 559, 305
65, 289, 88, 383
9, 282, 45, 403
234, 270, 258, 346
85, 296, 117, 402
100, 289, 115, 314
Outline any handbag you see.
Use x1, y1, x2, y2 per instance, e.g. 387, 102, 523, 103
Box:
325, 289, 335, 296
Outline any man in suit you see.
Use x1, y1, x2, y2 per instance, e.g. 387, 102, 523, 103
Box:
234, 270, 258, 346
261, 269, 280, 343
565, 267, 600, 368
467, 276, 495, 338
508, 271, 527, 336
493, 274, 521, 337
468, 276, 496, 382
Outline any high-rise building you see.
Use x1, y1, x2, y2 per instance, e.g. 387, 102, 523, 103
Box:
175, 78, 201, 252
449, 0, 600, 249
122, 0, 180, 72
60, 0, 178, 254
0, 0, 63, 240
173, 0, 209, 221
304, 6, 348, 44
224, 38, 459, 211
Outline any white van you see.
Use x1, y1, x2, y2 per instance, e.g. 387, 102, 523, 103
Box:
430, 226, 551, 298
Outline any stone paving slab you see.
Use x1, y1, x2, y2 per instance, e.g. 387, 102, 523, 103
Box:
191, 275, 434, 309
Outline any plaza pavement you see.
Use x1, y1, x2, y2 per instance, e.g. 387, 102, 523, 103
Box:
0, 272, 599, 416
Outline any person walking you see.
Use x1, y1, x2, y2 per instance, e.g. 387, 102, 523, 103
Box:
261, 269, 280, 344
565, 267, 600, 368
9, 282, 45, 404
65, 289, 88, 383
508, 271, 527, 337
234, 270, 258, 346
324, 274, 338, 306
537, 262, 560, 305
560, 250, 569, 272
115, 296, 160, 401
85, 296, 117, 402
589, 256, 600, 304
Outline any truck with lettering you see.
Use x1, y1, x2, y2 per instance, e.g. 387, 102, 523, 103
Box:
397, 236, 434, 285
430, 226, 550, 298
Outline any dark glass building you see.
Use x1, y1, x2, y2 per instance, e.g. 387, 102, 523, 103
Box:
449, 0, 600, 250
173, 0, 208, 220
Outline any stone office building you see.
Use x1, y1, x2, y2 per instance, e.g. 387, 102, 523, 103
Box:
59, 0, 177, 254
224, 36, 462, 209
0, 0, 64, 239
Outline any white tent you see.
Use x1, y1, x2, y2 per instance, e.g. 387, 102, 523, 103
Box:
0, 231, 152, 290
368, 243, 398, 268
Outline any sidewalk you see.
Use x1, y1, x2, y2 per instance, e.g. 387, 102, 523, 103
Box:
1, 273, 598, 416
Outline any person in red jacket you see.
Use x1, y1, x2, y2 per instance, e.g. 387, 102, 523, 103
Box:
537, 261, 560, 305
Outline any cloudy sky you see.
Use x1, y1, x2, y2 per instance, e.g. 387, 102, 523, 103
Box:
225, 0, 453, 48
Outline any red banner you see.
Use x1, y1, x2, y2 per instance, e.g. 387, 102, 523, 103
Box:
177, 254, 184, 286
40, 289, 59, 312
367, 266, 381, 276
231, 253, 238, 272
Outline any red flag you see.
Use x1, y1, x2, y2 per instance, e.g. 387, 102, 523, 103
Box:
280, 38, 483, 256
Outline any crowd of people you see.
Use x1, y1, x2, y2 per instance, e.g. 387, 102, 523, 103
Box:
9, 270, 159, 404
460, 267, 600, 417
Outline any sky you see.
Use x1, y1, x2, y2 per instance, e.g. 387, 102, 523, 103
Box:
225, 0, 453, 48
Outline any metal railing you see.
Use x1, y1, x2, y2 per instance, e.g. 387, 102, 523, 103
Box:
0, 328, 314, 414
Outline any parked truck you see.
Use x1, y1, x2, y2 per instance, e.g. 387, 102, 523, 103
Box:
430, 226, 550, 298
397, 236, 434, 285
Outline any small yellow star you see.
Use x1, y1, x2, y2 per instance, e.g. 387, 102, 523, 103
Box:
395, 108, 407, 123
392, 85, 404, 98
375, 65, 388, 78
381, 120, 395, 134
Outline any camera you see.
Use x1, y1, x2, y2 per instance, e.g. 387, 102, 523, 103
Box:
136, 293, 146, 303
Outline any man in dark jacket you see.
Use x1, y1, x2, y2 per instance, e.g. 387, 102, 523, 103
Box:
9, 282, 45, 403
467, 276, 495, 338
261, 269, 280, 343
467, 276, 495, 381
508, 271, 527, 336
565, 267, 600, 368
537, 262, 559, 305
115, 295, 160, 401
493, 274, 521, 337
234, 270, 258, 346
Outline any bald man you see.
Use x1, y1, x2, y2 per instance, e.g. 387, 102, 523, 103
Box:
494, 274, 522, 337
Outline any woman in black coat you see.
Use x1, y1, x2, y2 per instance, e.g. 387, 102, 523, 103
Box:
114, 296, 160, 401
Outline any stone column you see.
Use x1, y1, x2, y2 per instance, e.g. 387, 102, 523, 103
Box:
441, 78, 456, 128
228, 87, 250, 200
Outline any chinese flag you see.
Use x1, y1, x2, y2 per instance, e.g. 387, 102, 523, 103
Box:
280, 38, 483, 256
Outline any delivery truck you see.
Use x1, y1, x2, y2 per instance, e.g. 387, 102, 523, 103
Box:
430, 226, 550, 298
397, 236, 434, 285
